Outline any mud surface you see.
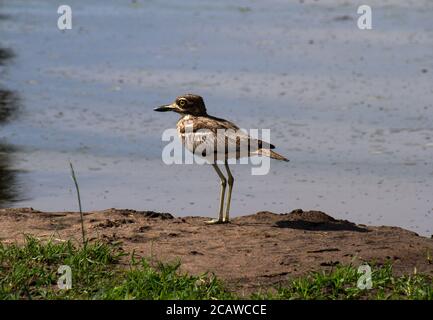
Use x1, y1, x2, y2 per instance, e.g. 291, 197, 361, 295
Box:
1, 207, 432, 294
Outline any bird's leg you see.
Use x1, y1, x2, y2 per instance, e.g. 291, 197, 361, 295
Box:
224, 161, 234, 222
206, 164, 227, 224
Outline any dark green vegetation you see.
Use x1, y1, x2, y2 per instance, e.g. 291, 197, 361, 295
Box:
0, 236, 231, 300
1, 237, 432, 300
253, 263, 433, 300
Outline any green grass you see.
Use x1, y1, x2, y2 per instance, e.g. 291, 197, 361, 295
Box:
0, 236, 231, 300
1, 237, 432, 300
253, 263, 433, 300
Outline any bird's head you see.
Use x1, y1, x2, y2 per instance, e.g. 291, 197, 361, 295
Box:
154, 94, 207, 116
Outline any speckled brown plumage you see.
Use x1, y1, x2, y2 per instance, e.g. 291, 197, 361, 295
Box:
154, 94, 289, 223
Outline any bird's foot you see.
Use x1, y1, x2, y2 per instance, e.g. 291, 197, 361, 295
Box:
205, 219, 229, 225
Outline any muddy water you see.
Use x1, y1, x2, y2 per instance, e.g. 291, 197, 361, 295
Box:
0, 0, 432, 235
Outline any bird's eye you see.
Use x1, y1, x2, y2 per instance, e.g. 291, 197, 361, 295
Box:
178, 99, 186, 107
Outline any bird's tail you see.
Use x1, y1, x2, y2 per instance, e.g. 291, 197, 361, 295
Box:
254, 149, 289, 162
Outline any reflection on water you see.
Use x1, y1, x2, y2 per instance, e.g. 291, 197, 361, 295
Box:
0, 143, 24, 208
0, 44, 25, 207
0, 48, 14, 65
0, 88, 19, 122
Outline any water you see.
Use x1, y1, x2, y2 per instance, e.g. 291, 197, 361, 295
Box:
0, 0, 432, 235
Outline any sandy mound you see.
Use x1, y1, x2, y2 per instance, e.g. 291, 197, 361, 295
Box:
1, 207, 432, 294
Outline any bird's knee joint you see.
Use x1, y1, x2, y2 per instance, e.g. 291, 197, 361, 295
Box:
220, 179, 227, 187
228, 177, 234, 185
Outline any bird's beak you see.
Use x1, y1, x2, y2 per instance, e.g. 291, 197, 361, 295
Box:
154, 103, 177, 112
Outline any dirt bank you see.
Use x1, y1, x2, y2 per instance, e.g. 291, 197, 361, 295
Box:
1, 208, 432, 294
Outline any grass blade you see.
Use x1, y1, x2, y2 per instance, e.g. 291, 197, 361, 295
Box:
69, 162, 86, 245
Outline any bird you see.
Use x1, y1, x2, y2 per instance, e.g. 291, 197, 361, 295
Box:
154, 94, 288, 224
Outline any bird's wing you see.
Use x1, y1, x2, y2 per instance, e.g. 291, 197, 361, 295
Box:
202, 116, 275, 151
180, 116, 274, 159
